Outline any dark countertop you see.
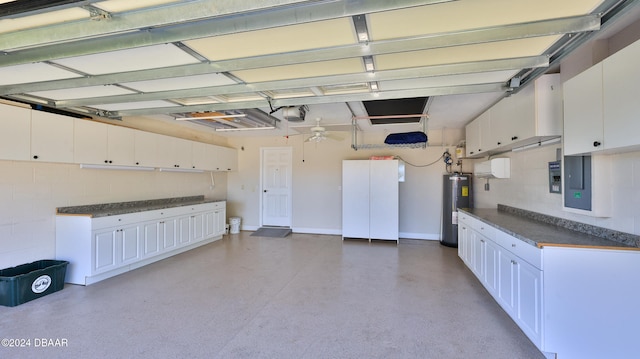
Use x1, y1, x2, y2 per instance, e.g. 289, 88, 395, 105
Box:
459, 206, 640, 250
57, 196, 224, 218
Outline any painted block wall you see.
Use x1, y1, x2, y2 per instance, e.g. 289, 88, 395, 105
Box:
0, 160, 227, 269
226, 129, 465, 239
472, 145, 640, 235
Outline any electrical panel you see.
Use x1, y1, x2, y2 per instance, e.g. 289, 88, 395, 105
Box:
564, 155, 592, 211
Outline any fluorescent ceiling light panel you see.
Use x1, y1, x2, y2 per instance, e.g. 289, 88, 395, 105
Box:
92, 100, 176, 111
367, 0, 602, 40
123, 73, 237, 92
375, 36, 559, 71
232, 58, 362, 83
380, 70, 518, 90
0, 63, 82, 85
184, 18, 355, 61
52, 44, 200, 75
215, 126, 275, 132
93, 0, 182, 13
172, 97, 221, 106
0, 8, 89, 35
175, 114, 247, 121
27, 85, 136, 100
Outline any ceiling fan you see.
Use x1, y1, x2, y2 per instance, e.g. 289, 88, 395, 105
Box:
304, 118, 346, 142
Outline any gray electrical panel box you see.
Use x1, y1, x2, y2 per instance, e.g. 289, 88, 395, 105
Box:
564, 155, 592, 210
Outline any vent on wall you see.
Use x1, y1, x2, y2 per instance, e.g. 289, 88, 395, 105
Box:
362, 97, 428, 125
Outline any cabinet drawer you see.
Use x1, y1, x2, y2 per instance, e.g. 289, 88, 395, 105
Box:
92, 212, 148, 229
467, 216, 496, 239
494, 231, 542, 270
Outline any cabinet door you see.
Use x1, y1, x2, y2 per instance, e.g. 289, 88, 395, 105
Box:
484, 239, 499, 296
458, 221, 469, 260
177, 215, 191, 245
191, 213, 205, 242
490, 98, 512, 148
471, 232, 486, 280
192, 141, 209, 170
107, 125, 135, 165
142, 221, 161, 258
216, 208, 226, 236
465, 116, 481, 157
369, 160, 398, 240
477, 110, 493, 154
120, 225, 141, 264
74, 119, 108, 164
134, 130, 158, 167
508, 84, 537, 143
497, 249, 518, 315
162, 218, 178, 250
31, 110, 74, 162
516, 259, 543, 346
342, 160, 370, 238
563, 64, 604, 155
0, 104, 31, 161
603, 39, 640, 150
94, 230, 117, 273
209, 145, 238, 171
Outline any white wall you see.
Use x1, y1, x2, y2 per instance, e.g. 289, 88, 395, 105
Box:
472, 146, 640, 235
0, 160, 227, 269
226, 129, 465, 239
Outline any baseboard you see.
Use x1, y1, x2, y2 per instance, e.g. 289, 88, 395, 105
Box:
292, 227, 342, 235
399, 232, 440, 240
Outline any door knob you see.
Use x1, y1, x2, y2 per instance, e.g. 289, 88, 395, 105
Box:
263, 190, 267, 193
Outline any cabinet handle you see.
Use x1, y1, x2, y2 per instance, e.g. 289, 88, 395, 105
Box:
512, 243, 516, 247
511, 259, 517, 264
136, 162, 140, 165
497, 142, 501, 146
593, 141, 601, 147
478, 148, 482, 152
480, 239, 485, 243
33, 155, 39, 159
511, 136, 518, 141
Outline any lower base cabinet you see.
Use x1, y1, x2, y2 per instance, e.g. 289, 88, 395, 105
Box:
56, 201, 226, 285
458, 211, 640, 359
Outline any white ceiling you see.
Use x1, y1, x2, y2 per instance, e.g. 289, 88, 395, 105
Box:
0, 0, 637, 139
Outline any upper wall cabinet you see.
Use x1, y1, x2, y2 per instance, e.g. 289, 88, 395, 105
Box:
465, 74, 562, 158
0, 104, 238, 171
0, 103, 31, 161
602, 39, 640, 151
31, 111, 74, 163
74, 119, 136, 166
564, 39, 640, 155
563, 64, 603, 155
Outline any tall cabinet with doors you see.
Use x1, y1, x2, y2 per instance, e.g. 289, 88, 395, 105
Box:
342, 159, 400, 243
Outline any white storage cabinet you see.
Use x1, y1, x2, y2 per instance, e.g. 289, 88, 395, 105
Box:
342, 160, 399, 242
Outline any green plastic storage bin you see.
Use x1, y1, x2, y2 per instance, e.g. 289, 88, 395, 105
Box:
0, 260, 68, 307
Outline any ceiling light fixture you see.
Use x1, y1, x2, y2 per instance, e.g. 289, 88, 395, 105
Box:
363, 56, 375, 72
175, 114, 247, 121
369, 82, 379, 91
215, 126, 275, 132
352, 14, 369, 42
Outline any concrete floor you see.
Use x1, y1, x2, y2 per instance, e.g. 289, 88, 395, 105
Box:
0, 232, 546, 359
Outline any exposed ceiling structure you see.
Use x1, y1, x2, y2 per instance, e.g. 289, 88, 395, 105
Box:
0, 0, 638, 139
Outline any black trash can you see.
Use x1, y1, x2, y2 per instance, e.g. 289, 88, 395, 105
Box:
0, 260, 68, 307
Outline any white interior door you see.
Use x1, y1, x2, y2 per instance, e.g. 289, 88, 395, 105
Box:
261, 147, 292, 227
